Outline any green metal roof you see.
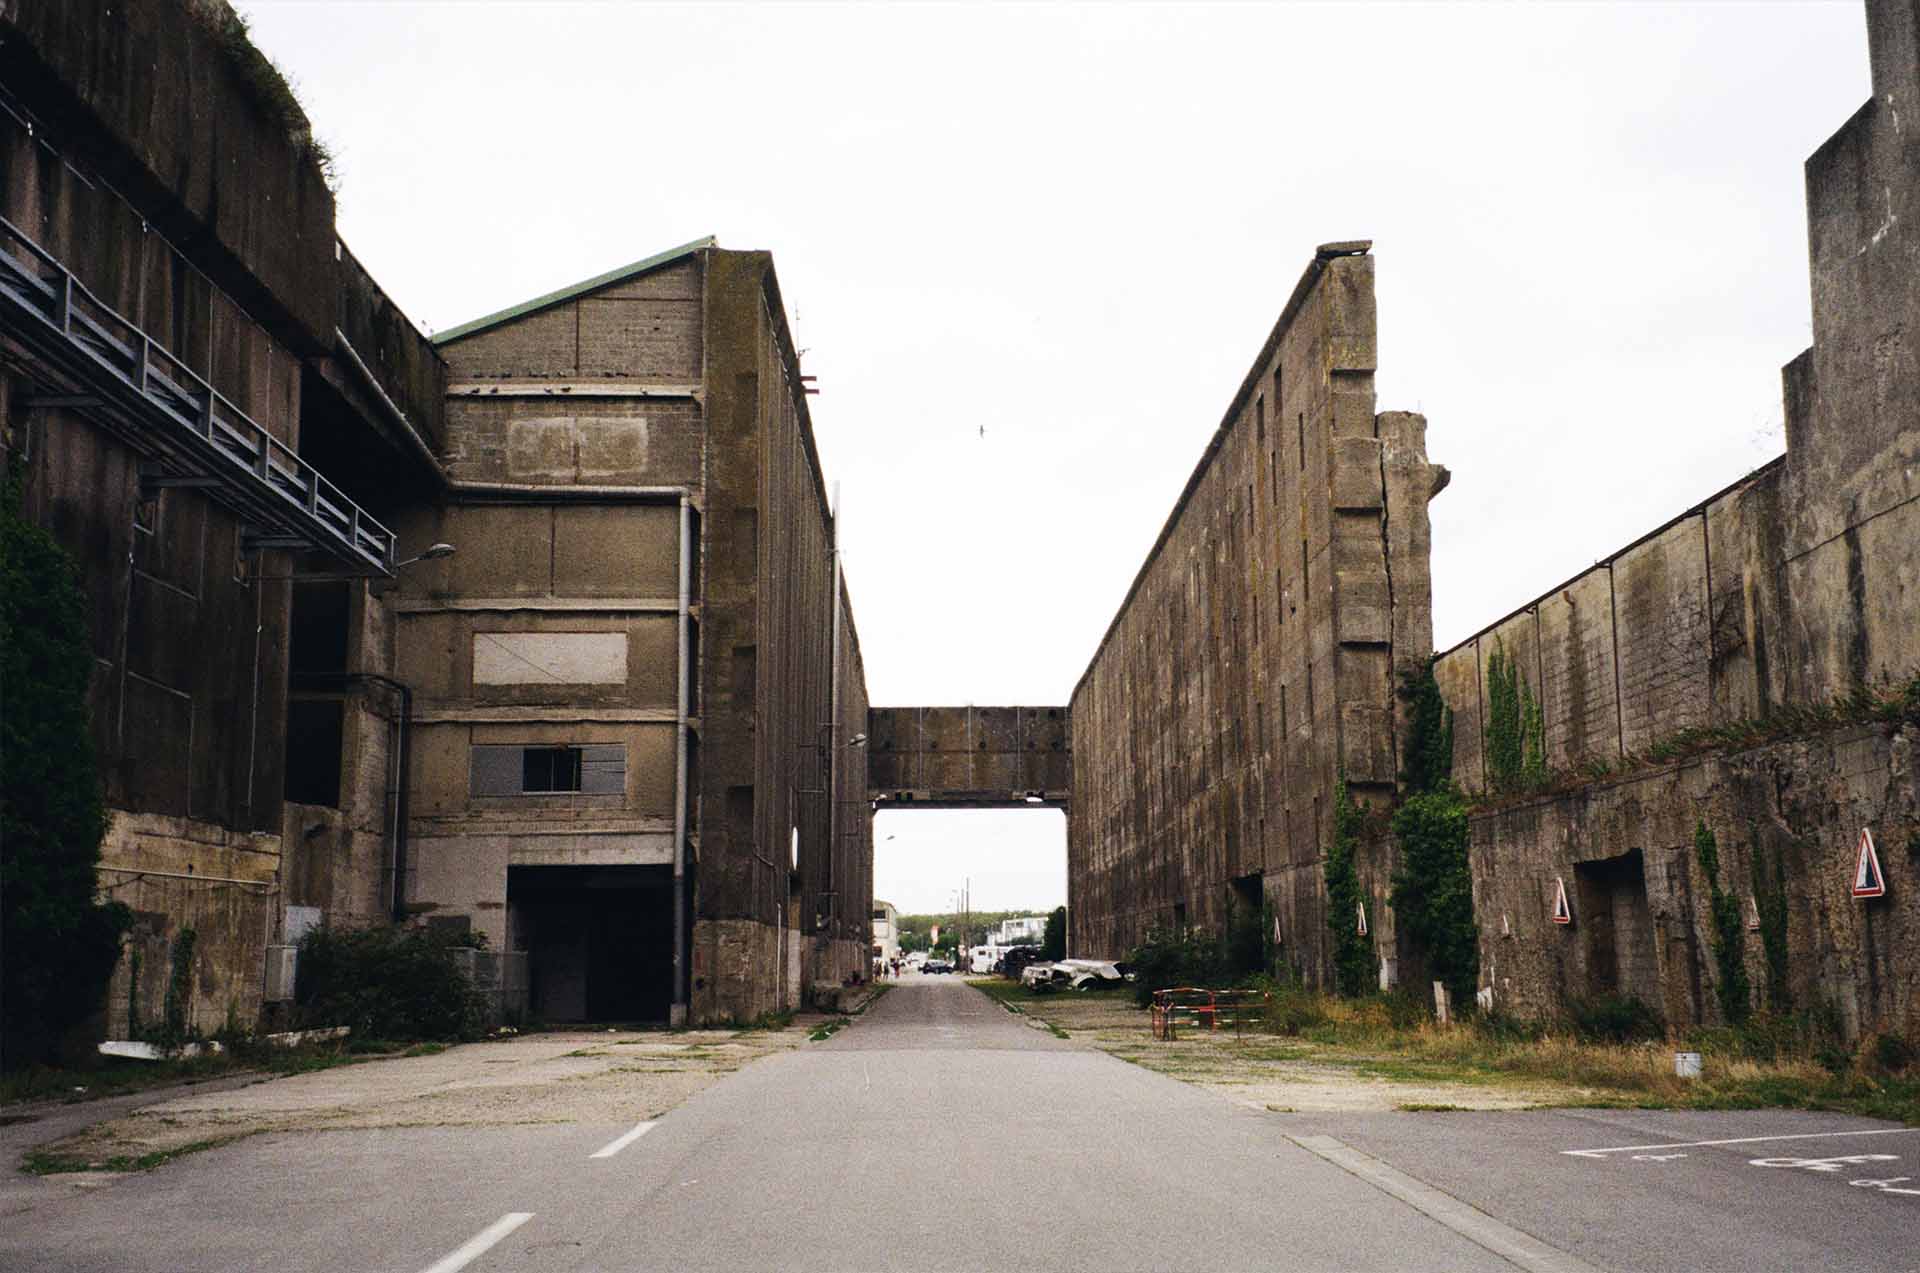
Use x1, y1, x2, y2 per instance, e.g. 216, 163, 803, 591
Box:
430, 235, 717, 346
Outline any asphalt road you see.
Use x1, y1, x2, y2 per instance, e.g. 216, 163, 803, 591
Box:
2, 977, 1914, 1272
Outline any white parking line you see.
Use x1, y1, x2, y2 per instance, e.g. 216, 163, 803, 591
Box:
1292, 1135, 1603, 1273
420, 1213, 533, 1273
589, 1121, 657, 1159
1562, 1127, 1918, 1159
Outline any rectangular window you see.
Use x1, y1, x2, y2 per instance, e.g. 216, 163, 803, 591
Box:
1255, 394, 1266, 441
471, 744, 625, 796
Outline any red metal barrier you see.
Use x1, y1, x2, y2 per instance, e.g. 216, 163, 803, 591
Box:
1150, 987, 1270, 1040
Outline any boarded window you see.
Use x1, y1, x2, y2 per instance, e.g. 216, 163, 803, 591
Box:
473, 632, 627, 685
471, 744, 625, 795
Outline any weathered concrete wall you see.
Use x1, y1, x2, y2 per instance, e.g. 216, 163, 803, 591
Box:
1436, 461, 1787, 786
1468, 723, 1919, 1038
694, 249, 870, 1021
866, 706, 1070, 806
96, 813, 279, 1038
1069, 245, 1444, 976
0, 0, 338, 353
436, 257, 705, 489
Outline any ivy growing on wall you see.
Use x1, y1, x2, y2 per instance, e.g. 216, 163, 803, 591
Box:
1, 465, 132, 1067
1693, 821, 1751, 1025
1398, 657, 1454, 793
1748, 833, 1791, 1011
1485, 640, 1546, 794
1324, 778, 1374, 997
1390, 662, 1478, 1004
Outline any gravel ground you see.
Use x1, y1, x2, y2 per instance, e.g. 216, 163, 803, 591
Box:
980, 983, 1594, 1112
26, 1022, 820, 1178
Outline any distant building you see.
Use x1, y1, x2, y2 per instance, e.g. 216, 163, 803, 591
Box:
871, 900, 900, 966
997, 916, 1047, 945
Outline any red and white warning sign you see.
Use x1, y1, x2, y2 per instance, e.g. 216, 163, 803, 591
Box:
1852, 827, 1886, 899
1356, 901, 1368, 937
1551, 876, 1573, 925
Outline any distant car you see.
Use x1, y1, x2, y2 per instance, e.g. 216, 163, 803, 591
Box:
1001, 946, 1045, 979
1020, 962, 1069, 992
923, 959, 953, 975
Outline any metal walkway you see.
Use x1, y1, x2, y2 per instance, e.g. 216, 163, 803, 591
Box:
0, 215, 394, 574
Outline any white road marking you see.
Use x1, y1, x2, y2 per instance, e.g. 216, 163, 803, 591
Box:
420, 1213, 533, 1273
589, 1121, 657, 1159
1563, 1127, 1918, 1159
1750, 1153, 1899, 1173
1291, 1135, 1603, 1273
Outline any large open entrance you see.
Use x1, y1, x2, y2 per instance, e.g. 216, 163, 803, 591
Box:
865, 706, 1072, 967
508, 865, 674, 1022
1574, 850, 1660, 1005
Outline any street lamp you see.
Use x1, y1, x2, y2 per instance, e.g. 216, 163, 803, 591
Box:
394, 542, 456, 568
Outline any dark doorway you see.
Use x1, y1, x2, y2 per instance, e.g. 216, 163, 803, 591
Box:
508, 865, 673, 1022
1574, 850, 1659, 1004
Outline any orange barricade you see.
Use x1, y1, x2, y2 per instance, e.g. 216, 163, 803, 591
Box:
1149, 987, 1270, 1040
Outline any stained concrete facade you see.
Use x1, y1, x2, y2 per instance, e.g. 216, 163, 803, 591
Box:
1424, 0, 1920, 1033
415, 244, 872, 1024
1, 0, 868, 1037
1067, 245, 1446, 978
0, 0, 447, 1038
1064, 2, 1920, 1035
866, 706, 1070, 808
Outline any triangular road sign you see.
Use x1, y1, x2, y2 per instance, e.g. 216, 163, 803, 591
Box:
1356, 901, 1368, 937
1551, 876, 1572, 925
1853, 827, 1886, 898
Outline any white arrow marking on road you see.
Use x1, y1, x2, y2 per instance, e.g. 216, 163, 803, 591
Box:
590, 1121, 657, 1159
1563, 1127, 1918, 1158
420, 1213, 533, 1273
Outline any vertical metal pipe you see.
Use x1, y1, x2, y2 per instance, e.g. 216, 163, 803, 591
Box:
672, 494, 692, 1025
826, 481, 843, 980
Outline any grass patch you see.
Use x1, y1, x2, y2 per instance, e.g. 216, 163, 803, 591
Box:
23, 1132, 258, 1175
1000, 977, 1920, 1122
808, 1017, 852, 1043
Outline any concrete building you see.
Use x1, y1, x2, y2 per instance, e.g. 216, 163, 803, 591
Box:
1067, 243, 1446, 978
0, 0, 452, 1038
1063, 0, 1920, 1036
0, 0, 869, 1035
997, 917, 1047, 945
406, 240, 872, 1024
871, 900, 900, 969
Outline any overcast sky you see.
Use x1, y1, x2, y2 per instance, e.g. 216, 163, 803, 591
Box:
237, 0, 1870, 917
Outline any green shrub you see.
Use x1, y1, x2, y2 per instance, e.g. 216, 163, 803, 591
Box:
1694, 822, 1751, 1025
1125, 927, 1229, 1007
295, 926, 483, 1042
1, 468, 132, 1067
1568, 994, 1664, 1043
1873, 1032, 1913, 1075
1042, 906, 1066, 961
1389, 787, 1478, 1005
1324, 779, 1374, 998
1263, 979, 1330, 1036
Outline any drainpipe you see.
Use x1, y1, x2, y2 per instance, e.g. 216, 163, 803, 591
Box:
827, 482, 843, 979
672, 495, 691, 1026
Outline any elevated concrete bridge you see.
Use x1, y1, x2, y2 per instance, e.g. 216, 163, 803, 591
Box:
865, 706, 1069, 810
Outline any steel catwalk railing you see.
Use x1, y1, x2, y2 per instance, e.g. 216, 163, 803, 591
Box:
0, 215, 395, 574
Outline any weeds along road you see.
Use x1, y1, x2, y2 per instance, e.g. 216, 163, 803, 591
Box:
3, 976, 1913, 1272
